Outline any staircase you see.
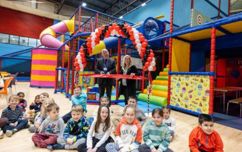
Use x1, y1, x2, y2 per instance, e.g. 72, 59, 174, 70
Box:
138, 65, 169, 107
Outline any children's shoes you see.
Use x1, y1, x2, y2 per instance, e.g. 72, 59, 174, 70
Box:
6, 130, 13, 137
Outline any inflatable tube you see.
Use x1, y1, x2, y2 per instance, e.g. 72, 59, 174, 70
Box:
156, 76, 168, 80
152, 85, 168, 91
159, 71, 168, 76
39, 17, 75, 49
138, 93, 167, 106
152, 80, 168, 86
143, 89, 168, 98
92, 37, 120, 55
163, 68, 169, 72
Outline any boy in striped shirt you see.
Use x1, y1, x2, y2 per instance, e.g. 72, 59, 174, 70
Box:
139, 108, 172, 152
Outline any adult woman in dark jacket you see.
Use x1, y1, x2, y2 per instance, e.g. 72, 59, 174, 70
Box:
119, 55, 138, 105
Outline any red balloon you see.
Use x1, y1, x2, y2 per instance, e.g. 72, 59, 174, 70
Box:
141, 47, 146, 53
130, 35, 135, 41
127, 26, 132, 31
140, 35, 145, 42
150, 52, 154, 58
145, 62, 149, 67
147, 57, 152, 62
140, 52, 144, 58
142, 43, 147, 48
153, 66, 156, 71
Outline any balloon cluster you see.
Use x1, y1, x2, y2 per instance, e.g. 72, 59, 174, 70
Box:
144, 50, 156, 71
74, 23, 152, 71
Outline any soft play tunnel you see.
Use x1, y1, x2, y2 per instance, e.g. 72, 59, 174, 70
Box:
91, 37, 121, 55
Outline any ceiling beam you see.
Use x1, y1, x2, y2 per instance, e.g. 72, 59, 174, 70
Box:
56, 0, 65, 14
113, 0, 139, 16
103, 0, 120, 13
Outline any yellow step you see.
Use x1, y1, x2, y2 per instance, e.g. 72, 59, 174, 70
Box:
159, 71, 168, 76
152, 80, 168, 86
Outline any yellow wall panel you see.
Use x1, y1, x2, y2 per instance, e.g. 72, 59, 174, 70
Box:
172, 39, 190, 72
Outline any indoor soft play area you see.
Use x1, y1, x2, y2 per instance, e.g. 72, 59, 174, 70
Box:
1, 0, 242, 151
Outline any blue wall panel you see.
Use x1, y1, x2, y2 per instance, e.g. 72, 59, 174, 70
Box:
123, 0, 229, 27
123, 0, 170, 24
0, 43, 32, 74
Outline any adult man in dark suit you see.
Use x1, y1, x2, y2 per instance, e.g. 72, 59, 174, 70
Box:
95, 49, 116, 103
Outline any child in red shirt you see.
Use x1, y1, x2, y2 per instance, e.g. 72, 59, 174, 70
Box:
189, 114, 224, 152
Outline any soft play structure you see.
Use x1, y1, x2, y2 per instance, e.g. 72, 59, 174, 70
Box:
147, 0, 242, 115
30, 49, 57, 87
30, 18, 75, 88
138, 65, 169, 107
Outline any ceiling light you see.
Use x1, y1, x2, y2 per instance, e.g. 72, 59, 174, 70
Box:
82, 2, 87, 7
119, 16, 123, 19
141, 3, 146, 7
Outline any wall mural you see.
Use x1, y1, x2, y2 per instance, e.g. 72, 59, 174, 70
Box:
170, 75, 210, 114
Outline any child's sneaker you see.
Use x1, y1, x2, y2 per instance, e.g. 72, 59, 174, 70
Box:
0, 130, 4, 139
5, 130, 13, 137
47, 145, 53, 151
13, 129, 17, 133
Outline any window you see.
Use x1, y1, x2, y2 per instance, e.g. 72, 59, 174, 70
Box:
37, 40, 41, 46
20, 37, 29, 46
10, 35, 19, 44
0, 33, 9, 43
28, 38, 37, 47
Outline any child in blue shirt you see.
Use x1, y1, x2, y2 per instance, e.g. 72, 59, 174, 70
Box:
62, 85, 87, 123
50, 105, 89, 150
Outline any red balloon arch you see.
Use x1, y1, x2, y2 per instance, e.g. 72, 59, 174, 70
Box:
74, 23, 156, 72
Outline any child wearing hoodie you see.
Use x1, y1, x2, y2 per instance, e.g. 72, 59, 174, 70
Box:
189, 114, 224, 152
106, 105, 142, 152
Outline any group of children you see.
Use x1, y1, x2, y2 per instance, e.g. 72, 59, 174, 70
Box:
0, 85, 224, 152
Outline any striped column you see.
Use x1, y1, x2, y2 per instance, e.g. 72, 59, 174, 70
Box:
30, 49, 57, 88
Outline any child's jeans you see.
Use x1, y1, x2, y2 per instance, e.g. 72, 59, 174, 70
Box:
105, 143, 139, 152
57, 135, 86, 150
2, 119, 28, 132
32, 133, 58, 148
78, 136, 114, 152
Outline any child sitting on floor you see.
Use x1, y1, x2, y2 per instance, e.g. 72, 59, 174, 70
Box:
62, 85, 87, 123
189, 114, 224, 152
139, 108, 172, 152
40, 92, 50, 103
28, 95, 42, 123
17, 92, 28, 112
78, 105, 113, 152
127, 96, 147, 125
50, 105, 89, 150
28, 98, 55, 133
1, 95, 28, 137
29, 95, 42, 113
32, 102, 64, 148
163, 106, 176, 141
106, 105, 142, 152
